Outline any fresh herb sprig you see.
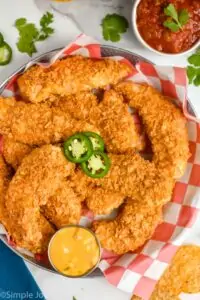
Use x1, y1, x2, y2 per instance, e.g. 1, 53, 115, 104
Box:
187, 49, 200, 87
15, 12, 54, 57
101, 13, 129, 42
163, 4, 189, 32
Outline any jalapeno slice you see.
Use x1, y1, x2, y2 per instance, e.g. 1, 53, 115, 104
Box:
84, 132, 105, 152
64, 133, 93, 163
0, 33, 4, 46
0, 42, 12, 66
81, 151, 110, 178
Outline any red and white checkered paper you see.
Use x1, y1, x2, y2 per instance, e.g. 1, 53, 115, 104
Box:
0, 34, 200, 300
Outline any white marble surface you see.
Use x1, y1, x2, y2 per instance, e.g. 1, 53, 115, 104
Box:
0, 0, 200, 299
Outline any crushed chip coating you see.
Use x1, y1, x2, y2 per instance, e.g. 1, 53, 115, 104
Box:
131, 245, 200, 300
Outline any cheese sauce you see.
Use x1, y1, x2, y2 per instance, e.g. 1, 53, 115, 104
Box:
48, 226, 100, 277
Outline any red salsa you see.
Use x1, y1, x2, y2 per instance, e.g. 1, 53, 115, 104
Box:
137, 0, 200, 53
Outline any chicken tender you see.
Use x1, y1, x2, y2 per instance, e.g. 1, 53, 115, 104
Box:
98, 90, 144, 153
56, 90, 145, 153
86, 188, 124, 215
2, 137, 33, 169
17, 56, 131, 104
115, 81, 189, 178
54, 92, 99, 121
93, 199, 163, 254
41, 182, 82, 228
89, 154, 175, 207
0, 156, 12, 224
0, 97, 98, 146
92, 82, 189, 254
4, 145, 76, 253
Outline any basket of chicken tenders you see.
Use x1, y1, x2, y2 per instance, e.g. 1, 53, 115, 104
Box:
0, 34, 199, 299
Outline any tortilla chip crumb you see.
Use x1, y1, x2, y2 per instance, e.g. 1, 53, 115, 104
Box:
131, 245, 200, 300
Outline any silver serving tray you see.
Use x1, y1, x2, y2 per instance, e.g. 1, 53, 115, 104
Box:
0, 45, 196, 277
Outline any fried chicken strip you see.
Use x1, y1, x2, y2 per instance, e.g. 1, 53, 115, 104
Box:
17, 56, 131, 104
0, 97, 98, 146
2, 137, 33, 169
56, 90, 145, 153
41, 182, 82, 229
85, 188, 125, 215
115, 81, 189, 178
4, 145, 77, 253
0, 155, 12, 225
98, 90, 145, 153
93, 199, 163, 254
92, 82, 189, 254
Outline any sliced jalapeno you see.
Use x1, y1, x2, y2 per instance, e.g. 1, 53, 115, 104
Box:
0, 33, 4, 46
64, 133, 93, 163
81, 151, 110, 178
84, 132, 105, 152
0, 42, 12, 66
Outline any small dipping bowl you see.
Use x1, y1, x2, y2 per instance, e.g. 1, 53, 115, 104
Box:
48, 225, 101, 278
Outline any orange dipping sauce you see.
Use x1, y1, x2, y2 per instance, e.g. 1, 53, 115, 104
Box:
48, 226, 100, 277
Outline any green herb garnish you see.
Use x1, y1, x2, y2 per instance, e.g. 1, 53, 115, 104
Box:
73, 297, 77, 300
15, 12, 54, 57
163, 4, 189, 32
101, 13, 129, 42
187, 49, 200, 87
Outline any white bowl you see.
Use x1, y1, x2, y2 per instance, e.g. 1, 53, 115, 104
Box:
132, 0, 200, 56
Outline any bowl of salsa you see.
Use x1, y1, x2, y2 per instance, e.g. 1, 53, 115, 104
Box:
132, 0, 200, 56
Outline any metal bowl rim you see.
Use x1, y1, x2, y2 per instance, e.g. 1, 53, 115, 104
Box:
0, 44, 197, 276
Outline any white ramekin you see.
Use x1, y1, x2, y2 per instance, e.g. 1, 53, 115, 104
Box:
132, 0, 200, 56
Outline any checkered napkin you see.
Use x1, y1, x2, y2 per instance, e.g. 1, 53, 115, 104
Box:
0, 34, 199, 300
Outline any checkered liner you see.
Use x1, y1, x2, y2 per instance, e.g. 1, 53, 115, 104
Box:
0, 34, 199, 300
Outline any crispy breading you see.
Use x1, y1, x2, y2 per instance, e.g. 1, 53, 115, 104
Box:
41, 182, 82, 229
55, 90, 145, 153
0, 155, 12, 225
4, 145, 76, 253
54, 92, 99, 121
17, 56, 131, 103
91, 82, 189, 254
86, 188, 125, 215
98, 90, 145, 153
2, 137, 33, 169
132, 245, 200, 300
115, 82, 189, 178
91, 153, 175, 207
151, 245, 200, 298
131, 294, 180, 300
0, 97, 98, 146
93, 199, 163, 254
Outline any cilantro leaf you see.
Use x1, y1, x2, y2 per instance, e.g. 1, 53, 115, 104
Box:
187, 66, 197, 84
187, 50, 200, 86
15, 12, 54, 57
164, 4, 179, 22
163, 4, 189, 32
15, 18, 27, 28
40, 12, 54, 28
193, 75, 200, 86
179, 9, 189, 26
17, 37, 37, 56
163, 20, 179, 32
37, 11, 54, 42
103, 28, 120, 42
188, 54, 200, 67
101, 14, 129, 42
